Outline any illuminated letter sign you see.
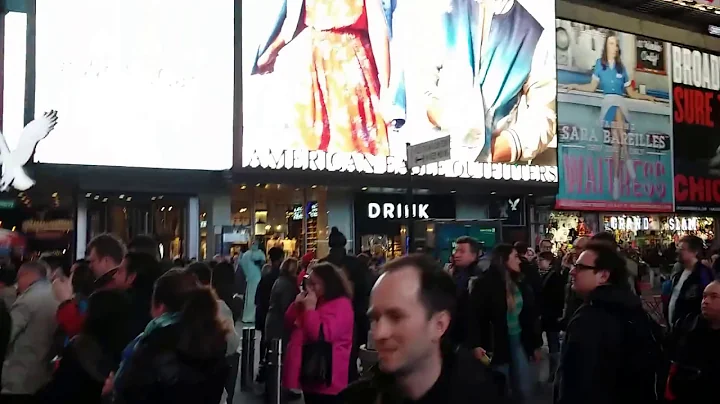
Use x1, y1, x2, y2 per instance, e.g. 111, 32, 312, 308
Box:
367, 203, 430, 219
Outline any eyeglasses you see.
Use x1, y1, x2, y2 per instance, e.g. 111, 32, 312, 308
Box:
572, 263, 598, 271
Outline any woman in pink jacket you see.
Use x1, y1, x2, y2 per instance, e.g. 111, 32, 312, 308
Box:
283, 262, 354, 404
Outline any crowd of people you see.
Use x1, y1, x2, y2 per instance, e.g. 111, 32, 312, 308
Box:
0, 226, 718, 404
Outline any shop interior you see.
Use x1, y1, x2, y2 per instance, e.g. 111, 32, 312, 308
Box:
227, 184, 329, 259
85, 192, 187, 260
537, 211, 598, 252
603, 215, 715, 248
0, 186, 76, 262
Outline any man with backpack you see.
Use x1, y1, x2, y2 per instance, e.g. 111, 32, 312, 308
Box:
555, 241, 665, 404
666, 235, 715, 328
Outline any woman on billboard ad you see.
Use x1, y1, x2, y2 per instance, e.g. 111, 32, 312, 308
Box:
250, 0, 393, 156
555, 22, 673, 212
563, 33, 661, 200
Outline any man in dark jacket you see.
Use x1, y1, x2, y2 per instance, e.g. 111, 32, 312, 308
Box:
449, 236, 483, 347
664, 280, 720, 403
322, 227, 370, 382
555, 241, 658, 404
340, 254, 505, 404
666, 235, 715, 328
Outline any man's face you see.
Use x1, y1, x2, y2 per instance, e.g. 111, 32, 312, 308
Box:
701, 282, 720, 321
113, 258, 137, 290
368, 267, 450, 375
538, 258, 551, 271
453, 243, 478, 268
87, 247, 117, 278
570, 250, 608, 295
678, 242, 697, 266
540, 241, 553, 253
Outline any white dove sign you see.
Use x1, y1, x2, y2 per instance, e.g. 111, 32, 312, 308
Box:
0, 110, 59, 192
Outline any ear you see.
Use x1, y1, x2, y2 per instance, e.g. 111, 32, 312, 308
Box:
430, 310, 452, 343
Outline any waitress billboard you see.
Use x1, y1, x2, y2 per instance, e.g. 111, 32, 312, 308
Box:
672, 45, 720, 212
554, 21, 674, 212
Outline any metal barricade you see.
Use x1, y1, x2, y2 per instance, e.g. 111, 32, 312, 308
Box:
240, 328, 256, 392
265, 338, 283, 404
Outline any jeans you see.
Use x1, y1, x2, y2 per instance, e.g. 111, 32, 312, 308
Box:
493, 334, 534, 402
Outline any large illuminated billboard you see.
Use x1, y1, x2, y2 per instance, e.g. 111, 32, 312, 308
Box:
32, 0, 234, 170
555, 21, 674, 212
240, 0, 558, 182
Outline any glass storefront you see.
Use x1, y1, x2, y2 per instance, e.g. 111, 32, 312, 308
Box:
533, 209, 599, 252
603, 214, 715, 248
85, 192, 188, 260
227, 184, 329, 259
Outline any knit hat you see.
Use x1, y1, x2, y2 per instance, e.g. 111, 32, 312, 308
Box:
328, 227, 347, 249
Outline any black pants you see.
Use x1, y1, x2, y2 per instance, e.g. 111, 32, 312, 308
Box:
304, 393, 340, 404
0, 395, 37, 404
225, 352, 240, 403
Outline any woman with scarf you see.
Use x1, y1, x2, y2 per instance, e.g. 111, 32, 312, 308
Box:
111, 269, 231, 404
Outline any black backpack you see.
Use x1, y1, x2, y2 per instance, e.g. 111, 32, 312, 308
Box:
612, 307, 669, 403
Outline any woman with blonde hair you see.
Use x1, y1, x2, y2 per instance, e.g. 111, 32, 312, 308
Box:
467, 244, 542, 403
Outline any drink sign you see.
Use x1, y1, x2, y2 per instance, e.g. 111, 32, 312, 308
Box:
636, 36, 666, 75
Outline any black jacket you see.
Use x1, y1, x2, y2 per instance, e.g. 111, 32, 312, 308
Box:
665, 314, 720, 404
264, 274, 299, 341
114, 323, 228, 404
322, 248, 371, 344
339, 347, 507, 404
449, 262, 480, 348
467, 267, 542, 365
554, 284, 646, 404
664, 262, 714, 326
255, 265, 280, 332
0, 298, 10, 385
39, 335, 117, 404
540, 268, 567, 332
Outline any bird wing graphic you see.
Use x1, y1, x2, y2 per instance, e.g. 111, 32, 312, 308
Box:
0, 110, 58, 192
10, 110, 58, 167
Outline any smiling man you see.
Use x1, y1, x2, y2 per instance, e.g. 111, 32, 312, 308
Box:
340, 254, 505, 404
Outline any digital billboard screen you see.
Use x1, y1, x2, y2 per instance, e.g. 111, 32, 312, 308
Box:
32, 0, 234, 170
240, 0, 558, 182
555, 21, 674, 212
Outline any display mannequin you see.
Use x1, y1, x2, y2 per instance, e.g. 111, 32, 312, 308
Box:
239, 241, 266, 324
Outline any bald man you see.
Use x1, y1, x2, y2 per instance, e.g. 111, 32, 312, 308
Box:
665, 280, 720, 402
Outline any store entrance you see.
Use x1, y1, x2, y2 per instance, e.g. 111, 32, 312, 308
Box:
359, 233, 405, 260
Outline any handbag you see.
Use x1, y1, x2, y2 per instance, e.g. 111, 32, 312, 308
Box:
300, 324, 333, 387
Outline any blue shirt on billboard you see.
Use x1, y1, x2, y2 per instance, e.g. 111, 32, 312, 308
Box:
592, 59, 630, 96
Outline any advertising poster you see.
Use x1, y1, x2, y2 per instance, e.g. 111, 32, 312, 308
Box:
240, 0, 558, 183
671, 45, 720, 212
33, 0, 234, 170
555, 21, 674, 212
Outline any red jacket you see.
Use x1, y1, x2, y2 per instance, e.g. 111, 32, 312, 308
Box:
56, 299, 85, 338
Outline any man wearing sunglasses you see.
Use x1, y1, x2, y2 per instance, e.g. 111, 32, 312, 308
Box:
555, 240, 663, 404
